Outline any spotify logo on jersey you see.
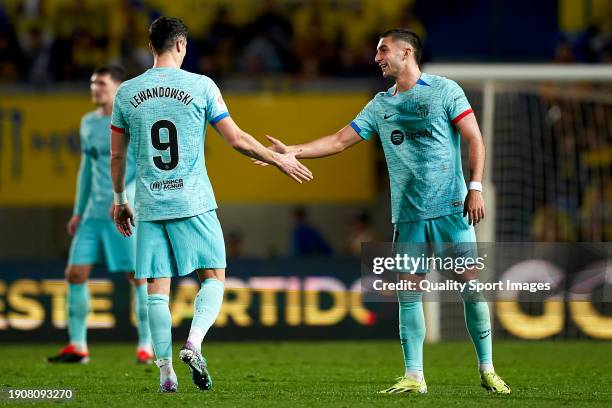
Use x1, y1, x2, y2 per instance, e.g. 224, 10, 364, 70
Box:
390, 128, 433, 145
390, 130, 404, 145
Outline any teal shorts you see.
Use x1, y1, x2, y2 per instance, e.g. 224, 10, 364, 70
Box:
393, 212, 478, 274
68, 217, 136, 272
135, 210, 226, 279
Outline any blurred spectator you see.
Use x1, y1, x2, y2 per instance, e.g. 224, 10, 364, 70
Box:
531, 205, 576, 242
0, 0, 608, 85
239, 0, 295, 75
292, 0, 338, 79
198, 5, 239, 78
393, 2, 427, 64
291, 207, 333, 257
580, 181, 612, 242
0, 23, 22, 81
20, 26, 52, 84
226, 229, 244, 258
115, 0, 155, 77
71, 29, 105, 80
556, 20, 612, 64
346, 211, 377, 256
553, 39, 574, 63
335, 2, 377, 77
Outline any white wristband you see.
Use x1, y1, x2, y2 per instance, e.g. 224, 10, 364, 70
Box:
114, 191, 128, 205
468, 181, 483, 192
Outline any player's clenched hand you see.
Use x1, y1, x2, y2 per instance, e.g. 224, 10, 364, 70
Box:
275, 150, 313, 184
114, 204, 135, 237
252, 135, 289, 167
464, 190, 485, 225
66, 215, 81, 236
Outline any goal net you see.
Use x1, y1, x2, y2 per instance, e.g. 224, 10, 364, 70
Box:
421, 64, 612, 341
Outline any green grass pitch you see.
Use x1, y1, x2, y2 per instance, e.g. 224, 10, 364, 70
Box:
1, 341, 611, 407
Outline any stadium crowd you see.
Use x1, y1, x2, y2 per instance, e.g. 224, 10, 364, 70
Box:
0, 0, 427, 84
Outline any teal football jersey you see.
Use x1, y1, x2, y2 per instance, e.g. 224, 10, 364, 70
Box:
110, 68, 229, 221
74, 111, 136, 219
351, 73, 473, 223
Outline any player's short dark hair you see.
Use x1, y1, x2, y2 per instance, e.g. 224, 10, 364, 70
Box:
93, 64, 125, 82
149, 16, 188, 54
381, 28, 422, 65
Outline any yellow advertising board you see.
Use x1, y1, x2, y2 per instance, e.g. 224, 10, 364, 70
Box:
0, 92, 374, 205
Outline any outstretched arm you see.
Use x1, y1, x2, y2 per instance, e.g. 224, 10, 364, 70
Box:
278, 125, 364, 159
253, 125, 366, 168
456, 113, 485, 225
214, 116, 313, 183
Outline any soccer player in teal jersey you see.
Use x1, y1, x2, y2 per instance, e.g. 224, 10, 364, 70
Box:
47, 66, 153, 365
109, 17, 312, 393
257, 29, 511, 395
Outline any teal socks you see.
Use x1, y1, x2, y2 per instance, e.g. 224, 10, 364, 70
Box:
67, 283, 89, 349
460, 281, 493, 368
398, 291, 425, 372
148, 294, 172, 360
187, 278, 225, 350
134, 284, 151, 349
397, 280, 494, 376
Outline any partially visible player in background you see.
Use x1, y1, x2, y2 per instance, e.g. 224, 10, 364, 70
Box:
110, 17, 312, 393
47, 65, 153, 365
256, 29, 511, 395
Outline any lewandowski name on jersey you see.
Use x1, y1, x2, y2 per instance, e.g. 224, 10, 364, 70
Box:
129, 86, 194, 108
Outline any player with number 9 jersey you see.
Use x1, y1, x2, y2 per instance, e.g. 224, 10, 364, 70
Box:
109, 17, 313, 394
110, 68, 228, 222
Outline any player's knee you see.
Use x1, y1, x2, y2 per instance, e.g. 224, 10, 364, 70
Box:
196, 268, 225, 283
146, 278, 171, 295
460, 267, 479, 282
65, 266, 88, 284
459, 283, 486, 303
133, 279, 147, 287
208, 275, 225, 283
130, 274, 147, 287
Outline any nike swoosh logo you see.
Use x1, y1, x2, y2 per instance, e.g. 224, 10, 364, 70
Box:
479, 332, 490, 339
384, 113, 397, 120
